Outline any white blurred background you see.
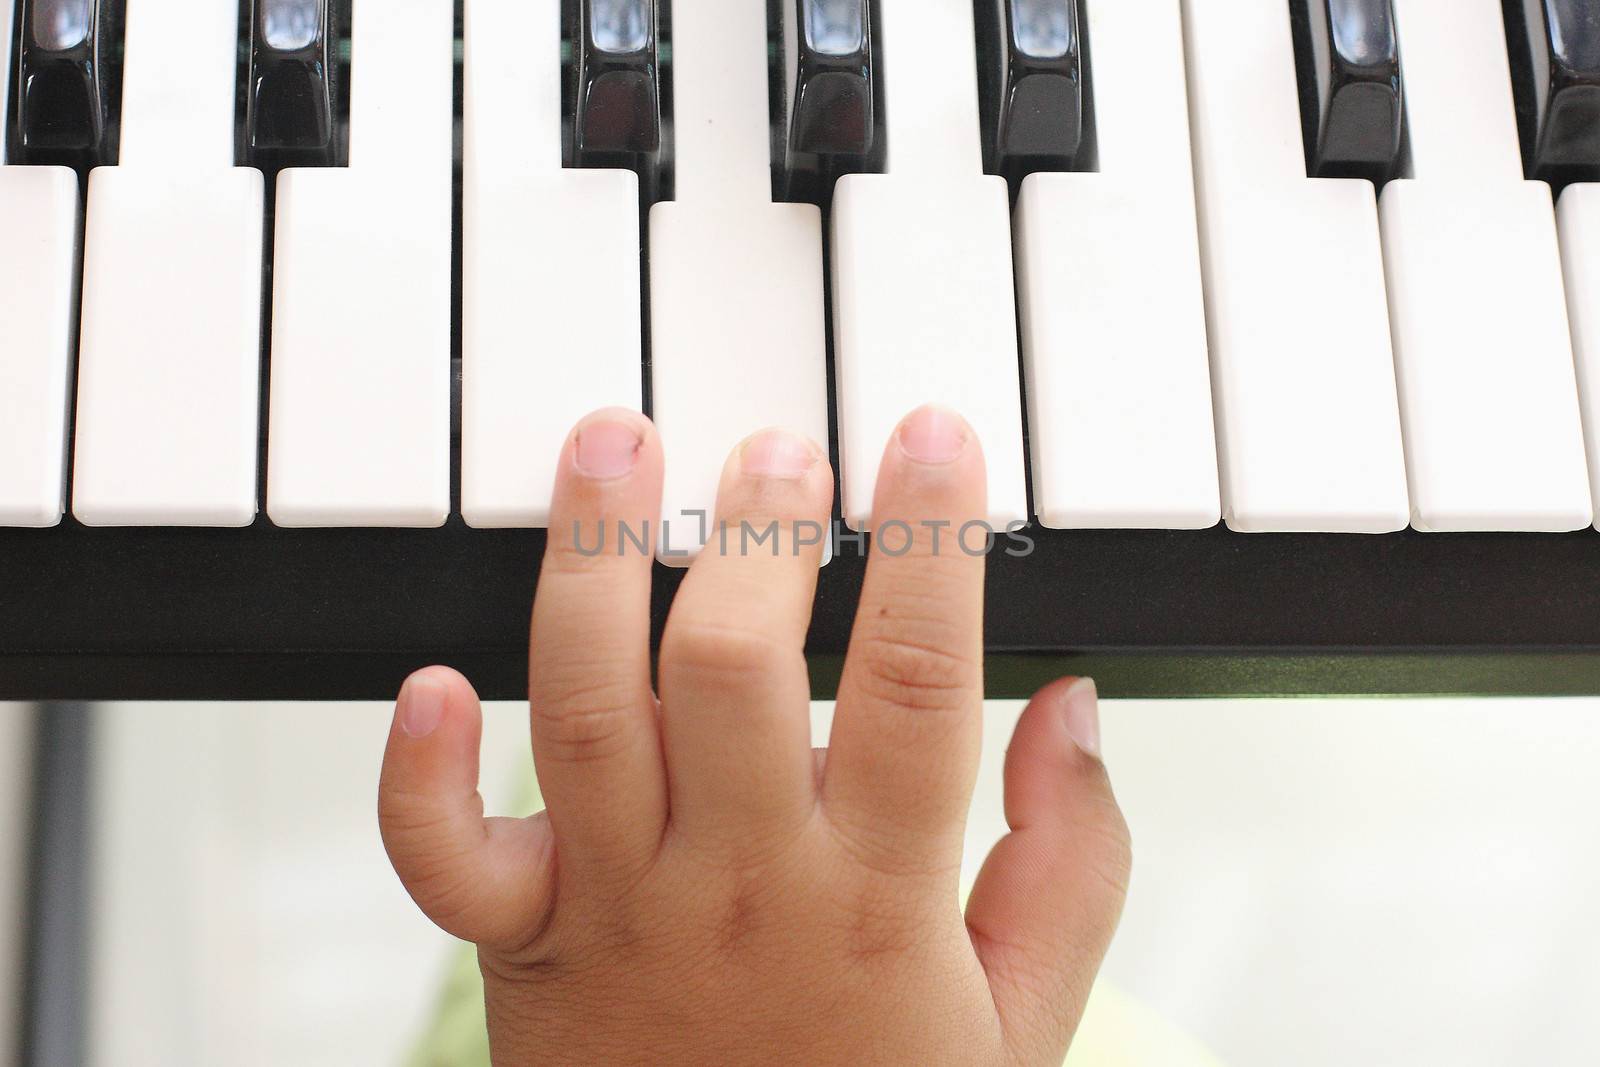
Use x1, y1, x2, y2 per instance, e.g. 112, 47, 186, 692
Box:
2, 696, 1599, 1066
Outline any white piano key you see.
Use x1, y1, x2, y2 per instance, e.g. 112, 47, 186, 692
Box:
1379, 0, 1591, 532
1557, 186, 1600, 531
1014, 0, 1219, 530
0, 179, 78, 524
0, 5, 79, 528
460, 0, 641, 528
1181, 0, 1410, 533
267, 0, 452, 527
72, 0, 264, 527
649, 0, 829, 562
831, 0, 1027, 531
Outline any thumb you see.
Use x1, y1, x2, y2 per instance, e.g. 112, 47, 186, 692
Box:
964, 677, 1132, 1065
378, 666, 557, 950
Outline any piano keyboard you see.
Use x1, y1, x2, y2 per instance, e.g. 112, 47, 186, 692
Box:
5, 0, 1600, 699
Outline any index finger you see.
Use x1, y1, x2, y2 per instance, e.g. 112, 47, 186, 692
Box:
529, 409, 668, 886
822, 405, 988, 874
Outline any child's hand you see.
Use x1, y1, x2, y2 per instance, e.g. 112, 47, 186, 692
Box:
379, 406, 1130, 1065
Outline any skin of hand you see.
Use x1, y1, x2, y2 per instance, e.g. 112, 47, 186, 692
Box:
379, 405, 1131, 1066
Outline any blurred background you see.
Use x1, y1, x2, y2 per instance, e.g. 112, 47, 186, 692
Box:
3, 695, 1599, 1066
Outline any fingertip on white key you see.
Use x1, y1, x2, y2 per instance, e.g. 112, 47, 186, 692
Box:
650, 201, 830, 568
832, 176, 1028, 540
461, 174, 641, 531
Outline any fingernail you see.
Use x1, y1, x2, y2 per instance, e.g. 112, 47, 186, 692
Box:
1061, 677, 1101, 759
741, 428, 821, 479
573, 416, 642, 480
897, 405, 969, 465
398, 673, 447, 739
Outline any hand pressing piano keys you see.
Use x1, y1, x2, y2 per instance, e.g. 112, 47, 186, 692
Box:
380, 405, 1132, 1065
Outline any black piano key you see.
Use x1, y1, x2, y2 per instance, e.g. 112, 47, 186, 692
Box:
245, 0, 342, 169
784, 0, 875, 183
573, 0, 662, 161
1504, 0, 1600, 186
975, 0, 1086, 181
8, 0, 122, 167
1289, 0, 1406, 183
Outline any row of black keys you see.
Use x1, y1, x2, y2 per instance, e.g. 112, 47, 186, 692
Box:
8, 1, 1600, 194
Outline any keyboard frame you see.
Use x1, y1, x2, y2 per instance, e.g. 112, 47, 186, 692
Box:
3, 523, 1598, 700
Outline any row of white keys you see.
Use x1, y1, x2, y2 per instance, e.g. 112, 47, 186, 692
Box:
1182, 0, 1410, 532
1381, 0, 1590, 531
460, 0, 642, 528
267, 0, 454, 527
0, 3, 79, 527
649, 0, 829, 560
1015, 0, 1219, 530
29, 1, 1599, 537
73, 0, 264, 526
832, 0, 1027, 531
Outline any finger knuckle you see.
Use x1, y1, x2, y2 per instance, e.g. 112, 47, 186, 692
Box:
660, 618, 792, 687
376, 809, 483, 914
530, 682, 643, 766
409, 860, 489, 929
852, 630, 978, 715
379, 789, 452, 839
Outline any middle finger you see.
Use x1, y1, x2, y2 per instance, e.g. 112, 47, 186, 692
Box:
658, 428, 833, 854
